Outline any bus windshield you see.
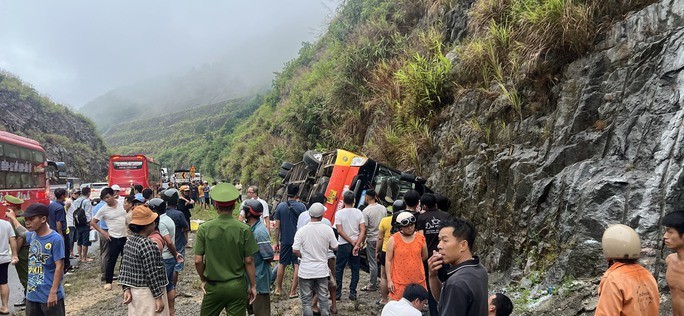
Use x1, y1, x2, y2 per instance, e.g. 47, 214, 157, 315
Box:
373, 165, 413, 202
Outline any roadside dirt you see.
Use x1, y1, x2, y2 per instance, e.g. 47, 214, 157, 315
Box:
61, 232, 384, 316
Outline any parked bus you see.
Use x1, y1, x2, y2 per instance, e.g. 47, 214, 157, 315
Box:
279, 149, 429, 223
108, 155, 161, 195
0, 131, 50, 218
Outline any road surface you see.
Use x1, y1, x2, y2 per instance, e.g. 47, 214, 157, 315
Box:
6, 242, 97, 314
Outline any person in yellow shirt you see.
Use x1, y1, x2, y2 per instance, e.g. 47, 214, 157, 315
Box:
596, 224, 659, 315
375, 200, 405, 306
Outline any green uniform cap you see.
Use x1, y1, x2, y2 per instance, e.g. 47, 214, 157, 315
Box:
209, 183, 240, 203
3, 195, 24, 205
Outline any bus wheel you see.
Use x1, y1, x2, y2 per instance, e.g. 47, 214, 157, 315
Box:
303, 150, 322, 170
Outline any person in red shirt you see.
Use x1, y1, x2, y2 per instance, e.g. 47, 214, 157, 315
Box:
596, 224, 659, 315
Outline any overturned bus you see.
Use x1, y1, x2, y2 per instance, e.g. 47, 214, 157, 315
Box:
278, 149, 429, 222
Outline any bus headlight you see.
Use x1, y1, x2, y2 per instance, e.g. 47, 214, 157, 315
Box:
351, 157, 367, 167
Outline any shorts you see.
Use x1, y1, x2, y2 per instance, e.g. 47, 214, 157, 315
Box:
67, 226, 76, 246
278, 244, 298, 266
0, 262, 8, 284
75, 225, 92, 246
174, 248, 185, 272
163, 258, 176, 292
378, 251, 386, 267
204, 197, 210, 204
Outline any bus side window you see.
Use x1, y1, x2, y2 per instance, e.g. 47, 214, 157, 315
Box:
21, 173, 33, 188
0, 170, 6, 189
6, 172, 21, 189
4, 144, 18, 159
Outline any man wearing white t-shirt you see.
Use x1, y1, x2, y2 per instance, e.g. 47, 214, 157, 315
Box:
381, 283, 428, 316
334, 191, 366, 301
293, 203, 338, 316
238, 186, 270, 229
90, 187, 128, 291
0, 217, 18, 314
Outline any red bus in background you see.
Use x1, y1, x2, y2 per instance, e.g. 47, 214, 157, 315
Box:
108, 155, 161, 195
0, 131, 50, 218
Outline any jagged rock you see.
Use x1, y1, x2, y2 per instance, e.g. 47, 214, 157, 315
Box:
0, 87, 108, 181
429, 0, 683, 313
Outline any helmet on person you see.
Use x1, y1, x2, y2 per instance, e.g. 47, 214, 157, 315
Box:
147, 198, 167, 214
602, 224, 641, 260
243, 199, 263, 217
395, 211, 416, 227
392, 200, 406, 213
162, 188, 179, 206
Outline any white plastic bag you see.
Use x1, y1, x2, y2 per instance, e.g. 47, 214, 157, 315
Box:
89, 230, 98, 242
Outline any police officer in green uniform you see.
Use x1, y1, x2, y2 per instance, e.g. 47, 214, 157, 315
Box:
3, 195, 28, 307
194, 183, 258, 316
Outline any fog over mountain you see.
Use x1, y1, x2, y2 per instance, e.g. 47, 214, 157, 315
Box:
0, 1, 336, 109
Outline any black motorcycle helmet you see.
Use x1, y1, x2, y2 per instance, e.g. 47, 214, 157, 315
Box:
147, 198, 167, 215
392, 199, 406, 213
243, 199, 263, 217
162, 188, 179, 207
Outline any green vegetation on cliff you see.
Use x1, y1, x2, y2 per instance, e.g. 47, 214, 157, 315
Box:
220, 0, 656, 193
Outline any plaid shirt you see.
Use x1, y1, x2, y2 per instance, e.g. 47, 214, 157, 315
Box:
118, 234, 168, 298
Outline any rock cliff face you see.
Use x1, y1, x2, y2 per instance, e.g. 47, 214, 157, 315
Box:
0, 74, 108, 181
429, 0, 683, 313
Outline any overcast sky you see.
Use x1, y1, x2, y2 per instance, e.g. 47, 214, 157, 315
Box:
0, 1, 336, 108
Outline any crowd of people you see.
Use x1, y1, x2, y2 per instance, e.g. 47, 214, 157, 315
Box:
0, 179, 684, 315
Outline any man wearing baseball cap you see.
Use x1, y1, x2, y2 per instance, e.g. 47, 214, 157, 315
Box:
3, 195, 29, 307
194, 183, 258, 316
111, 185, 124, 205
7, 204, 66, 315
293, 203, 338, 316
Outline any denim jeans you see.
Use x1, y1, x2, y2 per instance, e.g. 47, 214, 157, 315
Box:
299, 277, 330, 316
365, 240, 378, 289
335, 243, 360, 297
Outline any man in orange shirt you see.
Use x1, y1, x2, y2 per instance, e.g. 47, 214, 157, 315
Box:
596, 224, 659, 315
663, 211, 684, 316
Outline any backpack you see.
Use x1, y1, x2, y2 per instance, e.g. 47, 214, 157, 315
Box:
73, 199, 88, 227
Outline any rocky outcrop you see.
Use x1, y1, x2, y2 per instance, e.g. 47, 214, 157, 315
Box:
0, 75, 108, 181
429, 0, 683, 313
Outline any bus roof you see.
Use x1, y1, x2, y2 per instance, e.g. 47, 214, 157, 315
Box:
0, 131, 45, 152
110, 154, 149, 159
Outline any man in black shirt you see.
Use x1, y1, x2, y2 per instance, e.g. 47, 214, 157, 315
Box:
416, 193, 451, 316
427, 217, 488, 316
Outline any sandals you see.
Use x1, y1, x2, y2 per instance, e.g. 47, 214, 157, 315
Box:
360, 285, 377, 292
